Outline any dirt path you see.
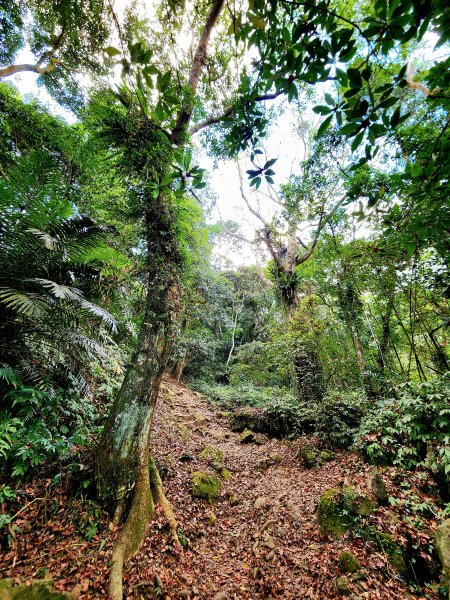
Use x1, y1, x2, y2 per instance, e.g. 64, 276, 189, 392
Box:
1, 377, 432, 599
125, 378, 407, 599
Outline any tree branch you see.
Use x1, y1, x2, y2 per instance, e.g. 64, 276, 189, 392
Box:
171, 0, 226, 144
237, 162, 270, 227
188, 106, 234, 135
189, 90, 285, 136
0, 25, 67, 80
0, 59, 64, 79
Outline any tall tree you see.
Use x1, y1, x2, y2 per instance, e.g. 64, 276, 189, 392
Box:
91, 3, 227, 596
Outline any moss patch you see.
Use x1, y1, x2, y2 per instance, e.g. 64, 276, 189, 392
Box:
347, 494, 377, 516
199, 445, 226, 471
317, 486, 377, 536
317, 488, 353, 536
339, 551, 360, 573
190, 471, 221, 502
240, 429, 255, 443
0, 579, 74, 599
364, 527, 407, 575
220, 467, 233, 481
298, 445, 317, 468
318, 450, 334, 463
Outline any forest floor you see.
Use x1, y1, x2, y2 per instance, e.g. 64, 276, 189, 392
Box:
0, 377, 442, 599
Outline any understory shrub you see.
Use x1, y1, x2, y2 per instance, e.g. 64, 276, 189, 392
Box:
355, 373, 450, 498
0, 370, 102, 478
195, 380, 366, 444
299, 390, 368, 448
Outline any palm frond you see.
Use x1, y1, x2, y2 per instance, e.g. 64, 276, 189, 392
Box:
0, 287, 49, 318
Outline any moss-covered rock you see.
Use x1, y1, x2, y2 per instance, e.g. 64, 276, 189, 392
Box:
240, 429, 255, 443
317, 486, 377, 536
270, 452, 283, 464
229, 408, 263, 433
0, 579, 74, 599
298, 445, 317, 468
318, 450, 334, 463
228, 494, 239, 506
347, 494, 377, 516
207, 511, 217, 524
317, 488, 352, 536
190, 471, 221, 502
255, 458, 272, 471
254, 433, 267, 446
219, 467, 233, 481
336, 575, 351, 595
339, 551, 360, 573
436, 519, 450, 594
199, 445, 226, 471
367, 468, 389, 505
364, 527, 407, 575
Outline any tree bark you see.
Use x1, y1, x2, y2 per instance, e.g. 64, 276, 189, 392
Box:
96, 0, 226, 518
96, 195, 181, 516
96, 1, 226, 594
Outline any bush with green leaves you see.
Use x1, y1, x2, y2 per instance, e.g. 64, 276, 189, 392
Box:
194, 379, 365, 443
355, 373, 450, 493
0, 368, 102, 478
300, 390, 368, 448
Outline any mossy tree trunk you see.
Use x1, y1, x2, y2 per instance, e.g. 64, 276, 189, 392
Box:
96, 0, 225, 518
95, 2, 226, 596
97, 194, 181, 519
280, 280, 324, 405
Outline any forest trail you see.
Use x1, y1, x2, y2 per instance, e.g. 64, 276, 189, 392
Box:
131, 378, 401, 600
1, 377, 429, 599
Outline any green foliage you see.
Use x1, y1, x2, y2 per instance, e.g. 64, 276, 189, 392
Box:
0, 373, 101, 478
304, 390, 368, 448
0, 90, 126, 396
356, 373, 450, 482
0, 0, 112, 109
197, 379, 365, 444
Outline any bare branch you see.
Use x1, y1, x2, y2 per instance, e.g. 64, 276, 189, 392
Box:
0, 25, 67, 80
221, 224, 255, 245
237, 163, 270, 226
0, 59, 64, 79
189, 89, 286, 136
188, 106, 234, 135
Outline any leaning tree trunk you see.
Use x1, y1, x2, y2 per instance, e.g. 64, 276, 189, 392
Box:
95, 3, 226, 597
96, 193, 183, 599
97, 191, 181, 516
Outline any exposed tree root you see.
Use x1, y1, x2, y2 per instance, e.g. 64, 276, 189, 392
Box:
108, 457, 181, 599
149, 458, 182, 549
109, 461, 154, 600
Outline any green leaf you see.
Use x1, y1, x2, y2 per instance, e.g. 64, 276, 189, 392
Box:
313, 105, 332, 115
347, 68, 362, 87
264, 158, 277, 169
104, 46, 121, 57
316, 114, 333, 137
248, 15, 266, 29
390, 107, 401, 128
339, 122, 360, 136
351, 131, 364, 152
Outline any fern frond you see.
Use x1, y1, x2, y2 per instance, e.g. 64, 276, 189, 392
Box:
0, 364, 20, 387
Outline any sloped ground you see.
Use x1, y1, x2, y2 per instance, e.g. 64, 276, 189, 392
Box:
0, 377, 440, 599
